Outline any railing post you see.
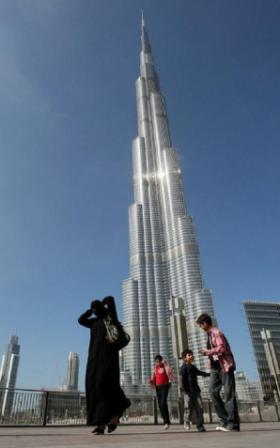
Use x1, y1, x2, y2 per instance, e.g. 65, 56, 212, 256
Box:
274, 402, 280, 421
153, 397, 158, 425
207, 399, 213, 424
178, 396, 184, 424
256, 401, 263, 422
42, 391, 49, 427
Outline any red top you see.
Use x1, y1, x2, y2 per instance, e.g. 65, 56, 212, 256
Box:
155, 364, 169, 386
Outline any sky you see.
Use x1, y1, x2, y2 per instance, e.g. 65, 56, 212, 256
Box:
0, 0, 279, 390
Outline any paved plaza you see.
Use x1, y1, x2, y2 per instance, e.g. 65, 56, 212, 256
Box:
0, 423, 280, 448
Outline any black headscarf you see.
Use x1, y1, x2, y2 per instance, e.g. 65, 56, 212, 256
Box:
91, 300, 108, 319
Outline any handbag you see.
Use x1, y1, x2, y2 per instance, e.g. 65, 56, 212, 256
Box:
103, 316, 130, 350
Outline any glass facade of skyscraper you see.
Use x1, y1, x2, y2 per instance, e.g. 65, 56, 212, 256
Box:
244, 301, 280, 399
123, 18, 216, 386
65, 352, 79, 392
0, 336, 20, 416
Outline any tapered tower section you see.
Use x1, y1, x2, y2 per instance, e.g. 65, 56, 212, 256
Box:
123, 18, 216, 386
0, 336, 20, 416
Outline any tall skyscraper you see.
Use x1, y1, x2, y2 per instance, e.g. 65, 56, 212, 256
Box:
244, 300, 280, 400
63, 352, 79, 391
123, 17, 216, 386
0, 335, 20, 416
235, 371, 251, 401
235, 371, 263, 402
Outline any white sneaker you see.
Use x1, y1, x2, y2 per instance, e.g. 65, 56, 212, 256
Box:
163, 424, 169, 430
184, 422, 191, 430
216, 424, 227, 431
219, 426, 230, 432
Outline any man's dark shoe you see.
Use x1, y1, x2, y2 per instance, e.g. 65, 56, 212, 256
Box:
197, 426, 206, 432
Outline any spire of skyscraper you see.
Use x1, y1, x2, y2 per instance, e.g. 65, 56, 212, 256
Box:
141, 10, 145, 27
141, 12, 152, 55
123, 18, 216, 387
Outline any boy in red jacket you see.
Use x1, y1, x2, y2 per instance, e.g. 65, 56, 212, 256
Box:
149, 355, 175, 429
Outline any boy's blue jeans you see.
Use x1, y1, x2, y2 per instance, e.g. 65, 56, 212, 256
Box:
184, 393, 204, 429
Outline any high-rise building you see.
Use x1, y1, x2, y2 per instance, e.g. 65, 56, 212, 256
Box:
235, 371, 251, 401
63, 352, 79, 391
244, 300, 280, 400
123, 17, 216, 386
248, 381, 263, 402
0, 335, 20, 416
235, 371, 264, 402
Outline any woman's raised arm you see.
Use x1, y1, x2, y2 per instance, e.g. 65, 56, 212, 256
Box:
78, 309, 94, 328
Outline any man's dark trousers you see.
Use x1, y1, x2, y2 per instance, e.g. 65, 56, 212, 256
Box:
156, 384, 170, 425
209, 366, 240, 429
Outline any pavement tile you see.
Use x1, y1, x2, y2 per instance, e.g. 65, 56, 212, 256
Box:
0, 423, 279, 448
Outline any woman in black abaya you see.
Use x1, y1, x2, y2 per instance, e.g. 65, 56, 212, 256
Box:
78, 296, 130, 435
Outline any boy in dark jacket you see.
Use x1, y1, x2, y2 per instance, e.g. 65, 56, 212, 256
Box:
180, 349, 210, 432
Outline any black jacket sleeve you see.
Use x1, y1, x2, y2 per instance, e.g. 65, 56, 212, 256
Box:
194, 365, 210, 377
78, 309, 94, 328
180, 364, 190, 393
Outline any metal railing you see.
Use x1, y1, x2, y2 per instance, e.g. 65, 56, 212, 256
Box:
0, 388, 279, 426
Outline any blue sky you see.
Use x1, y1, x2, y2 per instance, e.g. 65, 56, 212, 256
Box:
0, 0, 279, 390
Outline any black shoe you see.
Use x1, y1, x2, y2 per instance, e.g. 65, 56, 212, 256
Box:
197, 426, 206, 432
92, 426, 105, 435
107, 423, 117, 434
